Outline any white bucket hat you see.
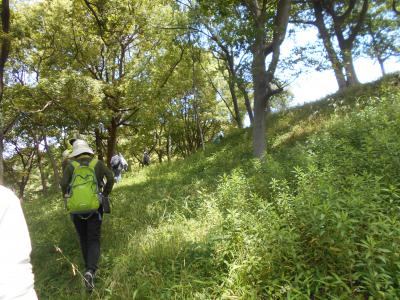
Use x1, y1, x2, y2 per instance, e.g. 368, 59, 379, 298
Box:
69, 139, 94, 157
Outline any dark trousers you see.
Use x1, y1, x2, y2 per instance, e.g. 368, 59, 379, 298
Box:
72, 213, 102, 273
113, 166, 121, 174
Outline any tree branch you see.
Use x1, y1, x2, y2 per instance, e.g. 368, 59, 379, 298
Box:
158, 45, 185, 90
347, 0, 368, 45
2, 114, 20, 135
117, 107, 140, 126
324, 0, 356, 23
290, 18, 315, 26
264, 0, 291, 58
82, 0, 108, 46
198, 59, 236, 119
267, 86, 284, 98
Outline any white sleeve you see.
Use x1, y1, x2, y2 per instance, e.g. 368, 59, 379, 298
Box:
0, 186, 38, 300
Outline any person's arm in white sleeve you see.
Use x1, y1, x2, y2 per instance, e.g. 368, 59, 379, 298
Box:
0, 185, 38, 300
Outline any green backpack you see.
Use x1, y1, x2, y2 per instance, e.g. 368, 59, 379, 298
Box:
67, 158, 100, 214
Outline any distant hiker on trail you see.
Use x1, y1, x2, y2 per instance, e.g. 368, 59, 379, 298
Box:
143, 149, 150, 167
110, 153, 128, 183
212, 130, 224, 144
120, 154, 128, 171
60, 139, 114, 291
0, 185, 38, 299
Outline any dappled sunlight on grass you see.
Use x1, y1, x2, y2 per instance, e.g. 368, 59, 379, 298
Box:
23, 74, 400, 299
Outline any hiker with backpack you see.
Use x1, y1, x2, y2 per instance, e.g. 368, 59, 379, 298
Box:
60, 139, 114, 291
120, 154, 128, 174
110, 153, 128, 183
143, 149, 150, 167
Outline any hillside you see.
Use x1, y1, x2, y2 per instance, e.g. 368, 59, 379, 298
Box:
24, 74, 400, 299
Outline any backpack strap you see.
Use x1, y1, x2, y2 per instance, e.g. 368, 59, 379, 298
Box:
88, 158, 99, 188
89, 158, 98, 169
70, 160, 80, 169
70, 158, 98, 170
69, 159, 98, 186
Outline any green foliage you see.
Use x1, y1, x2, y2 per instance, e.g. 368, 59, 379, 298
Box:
25, 75, 400, 298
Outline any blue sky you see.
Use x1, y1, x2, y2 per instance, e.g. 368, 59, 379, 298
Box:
281, 26, 400, 106
289, 57, 400, 106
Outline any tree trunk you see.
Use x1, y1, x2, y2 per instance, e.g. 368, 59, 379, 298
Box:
18, 170, 30, 201
226, 56, 242, 128
43, 136, 60, 187
0, 0, 11, 184
342, 48, 359, 86
94, 127, 104, 161
190, 42, 205, 152
106, 117, 118, 167
252, 41, 268, 157
155, 129, 163, 163
36, 138, 48, 195
17, 150, 35, 201
368, 25, 386, 76
248, 0, 291, 158
312, 0, 346, 90
228, 77, 242, 128
325, 0, 367, 88
166, 133, 172, 162
378, 56, 385, 76
194, 105, 205, 151
157, 151, 163, 163
238, 81, 254, 126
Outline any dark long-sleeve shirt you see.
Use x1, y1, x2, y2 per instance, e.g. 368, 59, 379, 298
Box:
61, 154, 114, 197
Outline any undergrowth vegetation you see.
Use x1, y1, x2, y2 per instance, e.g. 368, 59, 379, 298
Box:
24, 74, 400, 299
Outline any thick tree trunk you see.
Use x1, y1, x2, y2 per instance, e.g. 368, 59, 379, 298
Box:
106, 117, 118, 167
252, 43, 268, 158
342, 48, 359, 86
248, 0, 291, 158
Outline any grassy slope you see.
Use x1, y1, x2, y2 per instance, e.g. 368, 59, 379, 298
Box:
24, 73, 400, 299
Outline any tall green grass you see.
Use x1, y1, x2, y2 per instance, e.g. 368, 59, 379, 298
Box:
24, 73, 400, 299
